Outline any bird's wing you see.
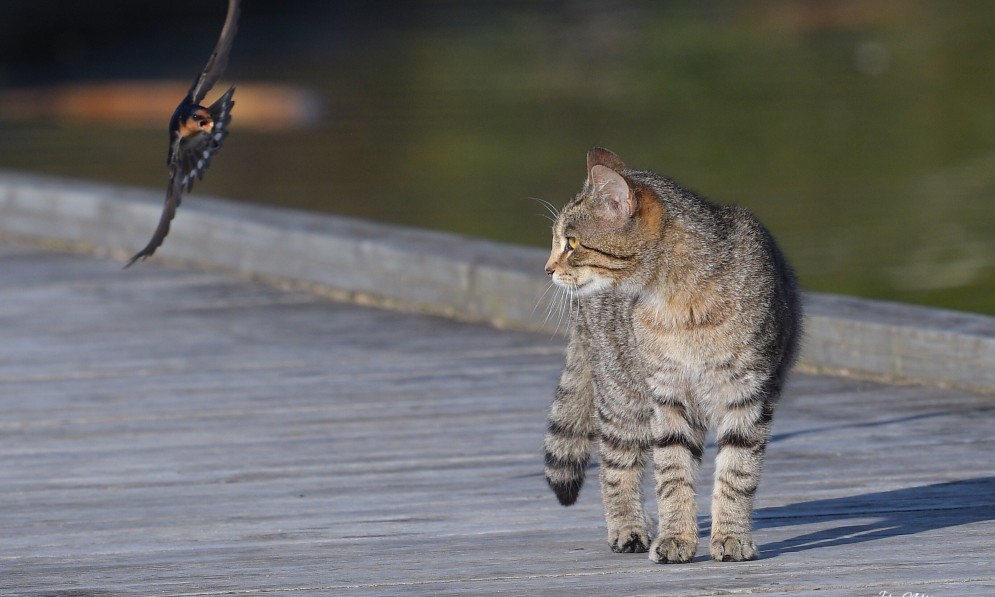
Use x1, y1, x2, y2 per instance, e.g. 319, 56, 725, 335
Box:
187, 0, 240, 104
124, 169, 183, 268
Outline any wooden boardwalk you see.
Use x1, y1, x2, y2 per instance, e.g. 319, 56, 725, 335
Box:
1, 241, 993, 596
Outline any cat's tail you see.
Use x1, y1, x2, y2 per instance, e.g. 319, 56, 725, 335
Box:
544, 335, 597, 506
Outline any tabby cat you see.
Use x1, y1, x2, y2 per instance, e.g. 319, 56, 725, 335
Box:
543, 147, 801, 563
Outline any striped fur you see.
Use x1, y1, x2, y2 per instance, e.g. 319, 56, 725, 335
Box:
543, 148, 801, 564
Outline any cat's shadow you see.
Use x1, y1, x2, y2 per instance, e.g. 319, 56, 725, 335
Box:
739, 476, 995, 558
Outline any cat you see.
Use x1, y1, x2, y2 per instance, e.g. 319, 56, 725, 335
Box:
543, 147, 801, 563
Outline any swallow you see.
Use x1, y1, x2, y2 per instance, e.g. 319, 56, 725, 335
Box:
125, 0, 240, 267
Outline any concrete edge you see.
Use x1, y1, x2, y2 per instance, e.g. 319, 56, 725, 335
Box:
2, 170, 993, 395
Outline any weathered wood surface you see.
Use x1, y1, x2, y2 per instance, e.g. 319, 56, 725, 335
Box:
1, 241, 993, 596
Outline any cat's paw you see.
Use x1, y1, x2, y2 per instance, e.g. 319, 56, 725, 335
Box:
710, 534, 759, 562
648, 534, 697, 564
607, 526, 649, 553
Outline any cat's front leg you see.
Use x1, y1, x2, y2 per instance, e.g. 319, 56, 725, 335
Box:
709, 389, 775, 562
597, 424, 651, 553
647, 391, 706, 564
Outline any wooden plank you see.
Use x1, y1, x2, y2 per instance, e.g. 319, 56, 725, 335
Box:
0, 242, 993, 595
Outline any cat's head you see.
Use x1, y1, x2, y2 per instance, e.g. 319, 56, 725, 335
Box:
544, 147, 665, 297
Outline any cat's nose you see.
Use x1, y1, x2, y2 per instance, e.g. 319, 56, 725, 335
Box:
545, 265, 555, 277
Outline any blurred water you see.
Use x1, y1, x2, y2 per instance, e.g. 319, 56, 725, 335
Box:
0, 0, 993, 314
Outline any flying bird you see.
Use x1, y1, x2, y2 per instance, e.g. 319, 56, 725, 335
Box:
125, 0, 240, 267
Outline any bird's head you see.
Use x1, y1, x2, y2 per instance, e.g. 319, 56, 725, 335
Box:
190, 107, 215, 132
180, 106, 215, 137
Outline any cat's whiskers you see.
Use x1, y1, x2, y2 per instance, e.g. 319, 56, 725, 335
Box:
541, 284, 564, 329
552, 284, 579, 338
534, 280, 557, 315
536, 282, 564, 335
553, 286, 569, 337
530, 197, 561, 222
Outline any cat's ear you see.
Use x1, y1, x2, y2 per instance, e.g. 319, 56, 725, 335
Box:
587, 147, 628, 173
589, 164, 635, 224
586, 147, 635, 224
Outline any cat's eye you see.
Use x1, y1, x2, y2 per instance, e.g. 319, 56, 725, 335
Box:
566, 237, 578, 251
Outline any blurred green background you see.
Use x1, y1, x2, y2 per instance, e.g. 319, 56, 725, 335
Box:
1, 0, 993, 314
